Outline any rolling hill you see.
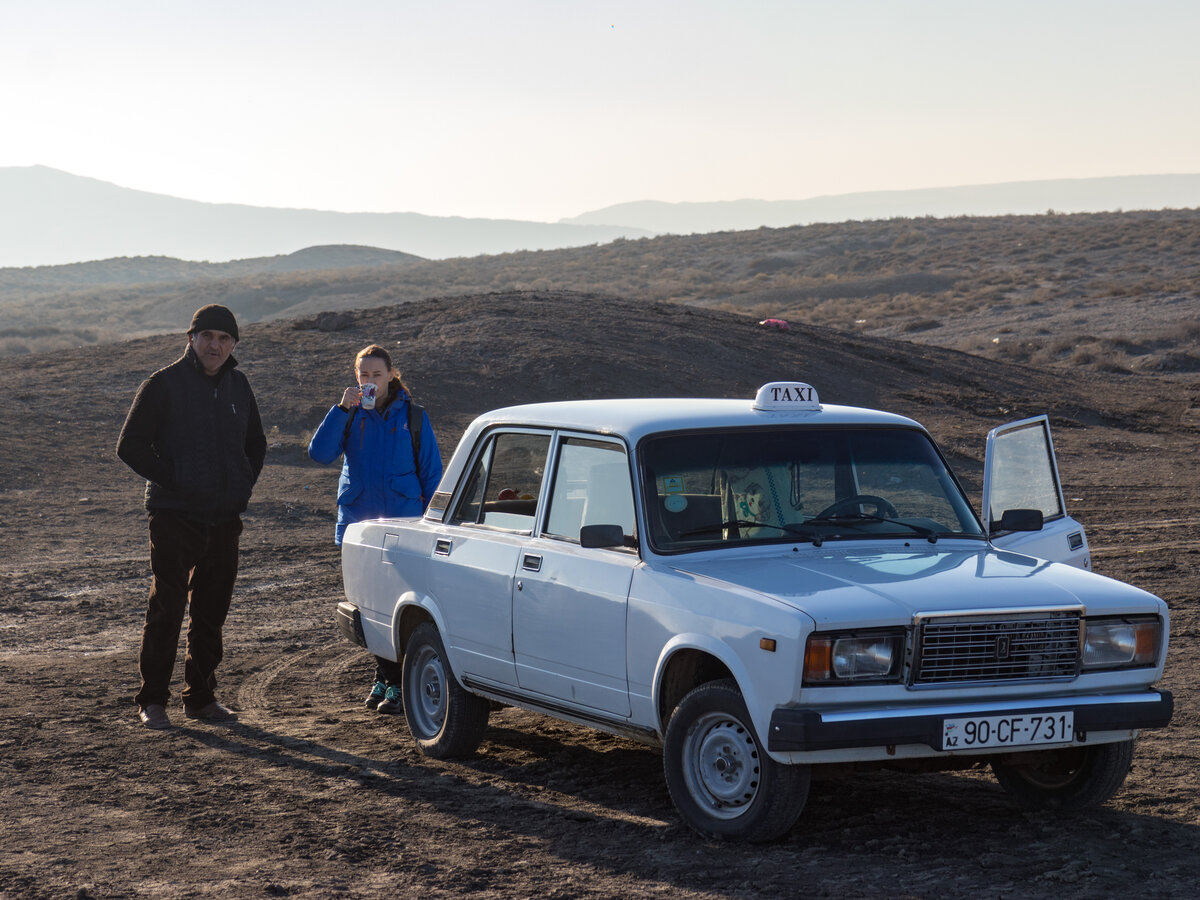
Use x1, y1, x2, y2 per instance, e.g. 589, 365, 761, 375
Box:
3, 208, 1198, 378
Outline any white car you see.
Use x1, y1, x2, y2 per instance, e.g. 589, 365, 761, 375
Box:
336, 383, 1173, 841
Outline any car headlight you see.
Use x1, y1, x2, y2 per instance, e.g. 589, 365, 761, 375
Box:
1083, 616, 1161, 670
804, 631, 905, 684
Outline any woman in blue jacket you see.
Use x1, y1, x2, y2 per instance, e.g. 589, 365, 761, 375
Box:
308, 344, 443, 713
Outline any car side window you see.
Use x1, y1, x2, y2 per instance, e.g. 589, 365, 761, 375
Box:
544, 438, 635, 546
987, 419, 1064, 527
450, 431, 550, 532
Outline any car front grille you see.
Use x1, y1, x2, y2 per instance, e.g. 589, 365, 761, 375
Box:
912, 610, 1082, 685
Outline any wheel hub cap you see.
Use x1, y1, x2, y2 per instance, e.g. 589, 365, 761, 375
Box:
686, 714, 760, 814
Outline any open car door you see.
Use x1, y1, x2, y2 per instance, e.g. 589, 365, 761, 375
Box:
983, 415, 1091, 569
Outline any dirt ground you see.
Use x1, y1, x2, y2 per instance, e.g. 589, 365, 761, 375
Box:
1, 293, 1197, 899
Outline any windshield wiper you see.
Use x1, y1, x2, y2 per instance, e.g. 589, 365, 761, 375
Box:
804, 512, 939, 543
680, 519, 823, 545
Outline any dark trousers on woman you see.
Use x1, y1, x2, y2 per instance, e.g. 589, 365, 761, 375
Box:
374, 656, 404, 685
135, 510, 243, 710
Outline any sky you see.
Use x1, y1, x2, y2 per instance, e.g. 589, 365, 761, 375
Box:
3, 0, 1198, 222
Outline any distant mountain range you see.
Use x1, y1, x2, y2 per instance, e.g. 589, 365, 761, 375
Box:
0, 166, 650, 268
0, 244, 423, 295
4, 166, 1200, 269
559, 174, 1200, 233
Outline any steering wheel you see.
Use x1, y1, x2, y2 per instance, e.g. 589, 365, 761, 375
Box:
814, 494, 898, 520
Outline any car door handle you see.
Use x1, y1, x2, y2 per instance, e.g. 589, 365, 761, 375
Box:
434, 538, 453, 557
522, 553, 542, 572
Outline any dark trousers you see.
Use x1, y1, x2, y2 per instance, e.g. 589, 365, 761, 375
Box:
373, 655, 403, 685
135, 510, 243, 709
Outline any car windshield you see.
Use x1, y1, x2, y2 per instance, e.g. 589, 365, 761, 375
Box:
641, 426, 985, 552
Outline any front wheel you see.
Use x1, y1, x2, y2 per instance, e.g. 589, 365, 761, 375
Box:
663, 679, 810, 842
991, 740, 1134, 810
401, 622, 490, 759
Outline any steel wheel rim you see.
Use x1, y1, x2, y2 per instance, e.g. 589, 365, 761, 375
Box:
408, 644, 446, 737
681, 711, 761, 819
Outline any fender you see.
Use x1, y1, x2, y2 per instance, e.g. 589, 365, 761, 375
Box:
388, 589, 450, 659
652, 631, 772, 742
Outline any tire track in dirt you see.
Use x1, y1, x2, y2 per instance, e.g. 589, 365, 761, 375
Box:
235, 643, 363, 713
231, 635, 677, 834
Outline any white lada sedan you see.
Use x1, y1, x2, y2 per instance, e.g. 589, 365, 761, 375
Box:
336, 383, 1172, 841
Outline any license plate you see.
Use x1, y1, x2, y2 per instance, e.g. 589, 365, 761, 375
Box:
942, 711, 1074, 750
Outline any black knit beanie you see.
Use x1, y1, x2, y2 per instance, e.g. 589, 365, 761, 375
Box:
187, 304, 239, 341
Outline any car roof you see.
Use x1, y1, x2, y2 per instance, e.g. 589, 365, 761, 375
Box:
470, 397, 924, 443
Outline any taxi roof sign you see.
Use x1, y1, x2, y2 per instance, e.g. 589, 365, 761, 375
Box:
753, 382, 821, 412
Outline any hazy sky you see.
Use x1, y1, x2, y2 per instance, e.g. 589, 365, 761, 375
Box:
4, 0, 1198, 222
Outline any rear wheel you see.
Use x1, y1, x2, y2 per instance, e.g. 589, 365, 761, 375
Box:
663, 679, 809, 842
401, 622, 490, 759
991, 740, 1134, 810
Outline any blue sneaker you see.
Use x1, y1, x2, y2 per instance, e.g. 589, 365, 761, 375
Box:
377, 684, 403, 715
364, 681, 387, 710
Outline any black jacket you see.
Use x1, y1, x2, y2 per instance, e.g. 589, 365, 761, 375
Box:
117, 345, 267, 524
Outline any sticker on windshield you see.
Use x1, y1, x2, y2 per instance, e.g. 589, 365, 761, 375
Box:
664, 495, 688, 512
662, 476, 684, 494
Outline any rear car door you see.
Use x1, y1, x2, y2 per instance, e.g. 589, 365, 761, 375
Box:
983, 415, 1090, 568
433, 429, 552, 686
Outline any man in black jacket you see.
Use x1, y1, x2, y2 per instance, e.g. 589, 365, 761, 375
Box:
117, 304, 267, 729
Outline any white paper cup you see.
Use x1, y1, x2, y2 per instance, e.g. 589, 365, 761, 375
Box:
360, 383, 378, 409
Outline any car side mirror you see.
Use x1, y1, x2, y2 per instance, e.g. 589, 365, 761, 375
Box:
995, 508, 1044, 534
579, 523, 625, 548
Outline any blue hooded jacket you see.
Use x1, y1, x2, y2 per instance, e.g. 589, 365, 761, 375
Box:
308, 387, 443, 545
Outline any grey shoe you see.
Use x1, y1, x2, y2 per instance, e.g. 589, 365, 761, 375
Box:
139, 704, 172, 729
183, 700, 238, 721
376, 685, 403, 715
364, 680, 387, 710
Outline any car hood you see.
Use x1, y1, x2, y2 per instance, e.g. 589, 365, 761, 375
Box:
669, 543, 1159, 628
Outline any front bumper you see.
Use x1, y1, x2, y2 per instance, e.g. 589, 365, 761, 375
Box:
767, 689, 1173, 753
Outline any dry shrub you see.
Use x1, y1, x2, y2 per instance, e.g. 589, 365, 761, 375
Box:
1047, 336, 1085, 356
1096, 359, 1133, 374
1099, 337, 1143, 355
902, 317, 942, 333
1133, 351, 1200, 373
746, 257, 798, 276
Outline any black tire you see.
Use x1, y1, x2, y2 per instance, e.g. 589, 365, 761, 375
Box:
991, 740, 1135, 810
401, 622, 490, 759
663, 679, 810, 842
